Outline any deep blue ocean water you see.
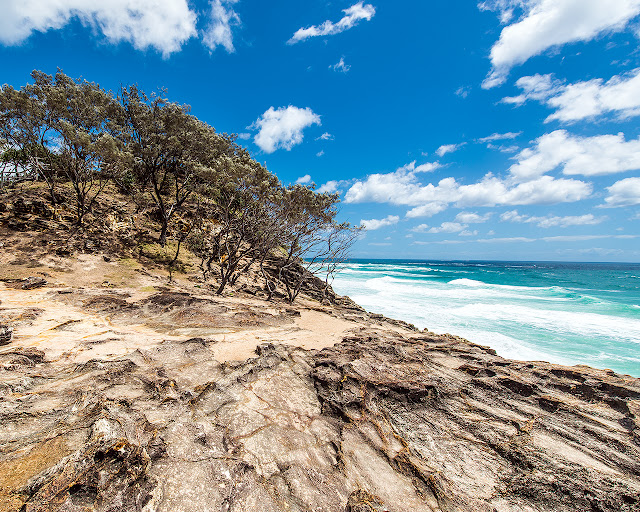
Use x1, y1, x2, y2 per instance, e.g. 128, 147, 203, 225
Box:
330, 260, 640, 377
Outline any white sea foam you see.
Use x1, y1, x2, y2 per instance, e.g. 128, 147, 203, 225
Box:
451, 303, 640, 344
332, 261, 640, 376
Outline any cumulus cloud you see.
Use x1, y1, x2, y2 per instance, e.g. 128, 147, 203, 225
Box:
330, 57, 351, 73
604, 177, 640, 206
500, 210, 605, 227
502, 73, 563, 105
361, 215, 399, 231
0, 0, 198, 56
251, 106, 321, 153
510, 130, 640, 180
288, 2, 375, 44
317, 179, 352, 194
436, 143, 466, 157
455, 211, 493, 223
202, 0, 240, 53
318, 181, 338, 193
295, 174, 311, 184
427, 222, 467, 234
406, 203, 448, 219
411, 224, 430, 233
316, 132, 334, 141
482, 0, 640, 88
504, 69, 640, 122
344, 163, 591, 217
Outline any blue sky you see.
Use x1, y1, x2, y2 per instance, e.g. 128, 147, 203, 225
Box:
1, 0, 640, 261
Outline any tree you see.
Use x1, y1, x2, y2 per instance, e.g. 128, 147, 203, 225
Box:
120, 86, 238, 246
314, 222, 362, 303
271, 185, 359, 304
0, 80, 59, 201
1, 71, 124, 223
191, 154, 283, 294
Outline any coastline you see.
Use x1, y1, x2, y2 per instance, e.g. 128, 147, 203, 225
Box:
331, 259, 640, 377
1, 230, 640, 510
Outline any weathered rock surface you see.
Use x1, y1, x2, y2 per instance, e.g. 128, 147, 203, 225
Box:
0, 217, 638, 510
0, 326, 12, 346
1, 325, 639, 511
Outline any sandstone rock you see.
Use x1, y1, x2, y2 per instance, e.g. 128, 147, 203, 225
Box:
1, 330, 638, 512
21, 277, 47, 290
0, 326, 12, 346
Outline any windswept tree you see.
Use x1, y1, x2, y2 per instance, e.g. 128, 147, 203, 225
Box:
272, 185, 360, 304
1, 71, 124, 223
191, 154, 283, 294
0, 79, 59, 201
120, 86, 239, 246
313, 222, 362, 303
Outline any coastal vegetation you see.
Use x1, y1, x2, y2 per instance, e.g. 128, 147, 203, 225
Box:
0, 70, 360, 301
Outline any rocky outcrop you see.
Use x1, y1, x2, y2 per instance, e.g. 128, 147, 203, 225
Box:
1, 326, 639, 511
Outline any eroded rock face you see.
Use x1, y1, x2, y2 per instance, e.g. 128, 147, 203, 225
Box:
1, 329, 639, 511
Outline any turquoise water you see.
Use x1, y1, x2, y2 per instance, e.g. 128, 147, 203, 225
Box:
330, 260, 640, 377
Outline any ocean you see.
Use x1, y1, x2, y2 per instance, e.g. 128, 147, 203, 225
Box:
330, 260, 640, 377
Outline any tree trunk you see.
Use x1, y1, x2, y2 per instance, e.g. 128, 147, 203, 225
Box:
159, 221, 168, 247
215, 274, 228, 295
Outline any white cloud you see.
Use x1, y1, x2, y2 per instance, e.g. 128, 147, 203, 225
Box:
500, 210, 605, 227
295, 174, 311, 184
318, 181, 338, 193
542, 234, 637, 242
236, 132, 251, 140
502, 73, 563, 105
487, 143, 520, 153
411, 224, 429, 233
316, 132, 334, 141
604, 177, 640, 206
0, 0, 198, 56
477, 236, 537, 243
455, 211, 493, 223
345, 164, 591, 216
251, 106, 321, 153
510, 130, 640, 180
436, 143, 466, 157
318, 179, 351, 194
406, 203, 448, 219
331, 57, 351, 73
459, 229, 479, 236
455, 86, 471, 98
478, 131, 522, 143
505, 69, 640, 122
288, 2, 375, 44
427, 222, 467, 234
478, 1, 527, 24
361, 215, 400, 231
482, 0, 640, 88
316, 150, 325, 157
202, 0, 240, 53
